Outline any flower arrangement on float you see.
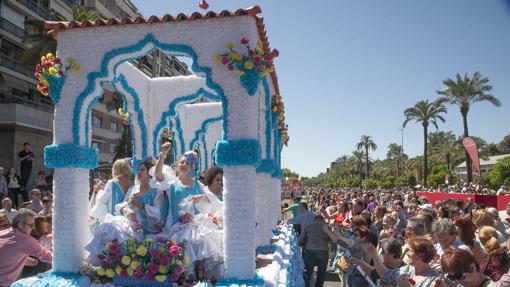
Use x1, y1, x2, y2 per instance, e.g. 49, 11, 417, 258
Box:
35, 53, 80, 102
91, 237, 188, 286
214, 37, 279, 96
271, 94, 289, 146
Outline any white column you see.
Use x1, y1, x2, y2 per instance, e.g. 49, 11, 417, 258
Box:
255, 173, 273, 247
223, 166, 256, 279
52, 168, 91, 271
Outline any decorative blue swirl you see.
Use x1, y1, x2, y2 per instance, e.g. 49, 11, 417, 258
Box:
46, 75, 65, 104
256, 159, 276, 174
72, 33, 228, 148
44, 144, 98, 169
188, 116, 223, 168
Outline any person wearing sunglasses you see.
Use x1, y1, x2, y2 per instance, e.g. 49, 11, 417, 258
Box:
0, 208, 52, 286
435, 247, 496, 287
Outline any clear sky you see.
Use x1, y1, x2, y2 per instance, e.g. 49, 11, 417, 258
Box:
132, 0, 510, 177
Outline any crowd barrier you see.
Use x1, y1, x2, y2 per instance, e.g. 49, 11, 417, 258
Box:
417, 192, 510, 211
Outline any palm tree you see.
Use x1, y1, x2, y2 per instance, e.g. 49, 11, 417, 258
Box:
356, 135, 377, 179
429, 132, 461, 170
351, 150, 365, 181
403, 100, 447, 186
22, 6, 98, 65
387, 143, 403, 178
437, 72, 502, 182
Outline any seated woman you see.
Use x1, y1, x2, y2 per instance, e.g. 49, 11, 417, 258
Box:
158, 151, 223, 281
90, 158, 133, 220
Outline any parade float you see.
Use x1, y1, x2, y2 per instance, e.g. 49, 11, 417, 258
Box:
13, 6, 302, 287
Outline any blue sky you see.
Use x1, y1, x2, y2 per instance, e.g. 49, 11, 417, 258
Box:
132, 0, 510, 177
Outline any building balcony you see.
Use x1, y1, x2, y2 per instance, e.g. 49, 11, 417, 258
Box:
8, 0, 51, 20
0, 102, 53, 132
0, 17, 27, 39
92, 125, 121, 141
0, 55, 36, 79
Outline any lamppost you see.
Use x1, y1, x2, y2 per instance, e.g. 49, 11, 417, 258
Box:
397, 128, 404, 187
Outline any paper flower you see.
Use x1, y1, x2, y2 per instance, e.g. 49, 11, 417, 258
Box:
34, 53, 80, 97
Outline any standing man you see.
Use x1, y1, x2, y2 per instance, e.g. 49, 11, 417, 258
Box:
0, 167, 7, 200
0, 209, 52, 286
299, 215, 331, 287
18, 142, 34, 192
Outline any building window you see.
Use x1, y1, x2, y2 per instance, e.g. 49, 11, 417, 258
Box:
111, 121, 118, 132
92, 115, 102, 128
110, 144, 116, 154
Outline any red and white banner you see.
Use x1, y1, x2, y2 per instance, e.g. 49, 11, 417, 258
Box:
462, 137, 481, 173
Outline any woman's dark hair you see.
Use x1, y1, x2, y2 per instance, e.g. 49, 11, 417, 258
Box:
454, 215, 476, 248
205, 166, 223, 186
441, 247, 480, 274
138, 159, 154, 172
408, 236, 436, 264
31, 216, 47, 240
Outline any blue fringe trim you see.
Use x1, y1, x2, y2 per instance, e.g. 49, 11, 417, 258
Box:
44, 144, 98, 169
256, 244, 277, 255
256, 159, 276, 174
46, 75, 65, 104
11, 271, 88, 287
216, 275, 266, 287
215, 139, 260, 167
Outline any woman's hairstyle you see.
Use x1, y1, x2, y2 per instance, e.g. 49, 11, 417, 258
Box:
31, 216, 47, 239
112, 158, 132, 180
472, 209, 494, 228
441, 247, 479, 274
374, 205, 386, 219
479, 226, 503, 255
351, 215, 368, 228
138, 159, 154, 172
204, 166, 223, 186
454, 215, 476, 248
432, 218, 457, 236
416, 211, 434, 233
407, 217, 426, 236
408, 236, 437, 264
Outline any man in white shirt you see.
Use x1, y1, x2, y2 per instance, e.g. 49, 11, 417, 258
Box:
497, 185, 508, 195
290, 202, 315, 234
0, 198, 17, 222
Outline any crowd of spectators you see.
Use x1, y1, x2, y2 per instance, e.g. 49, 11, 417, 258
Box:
283, 185, 510, 287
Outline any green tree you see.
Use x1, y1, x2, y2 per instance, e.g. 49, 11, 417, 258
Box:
486, 157, 510, 189
498, 135, 510, 154
356, 135, 377, 179
403, 100, 447, 186
426, 165, 456, 187
22, 6, 98, 65
387, 143, 404, 179
113, 125, 133, 161
437, 72, 502, 183
282, 168, 299, 179
429, 131, 462, 170
351, 150, 365, 181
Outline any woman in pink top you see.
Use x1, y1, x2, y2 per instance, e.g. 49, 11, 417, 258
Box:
0, 209, 52, 286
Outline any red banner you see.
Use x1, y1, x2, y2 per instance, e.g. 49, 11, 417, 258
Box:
462, 137, 480, 173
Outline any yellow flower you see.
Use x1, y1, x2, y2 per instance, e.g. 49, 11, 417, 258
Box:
37, 85, 42, 92
244, 61, 254, 70
127, 238, 134, 246
130, 260, 140, 270
128, 247, 134, 254
257, 40, 263, 48
226, 42, 235, 49
41, 91, 48, 96
46, 53, 54, 61
105, 268, 115, 278
41, 56, 46, 63
144, 237, 154, 244
66, 57, 76, 64
267, 66, 274, 73
73, 65, 81, 73
213, 55, 222, 63
272, 107, 278, 112
183, 256, 190, 266
259, 70, 269, 77
234, 53, 243, 61
136, 245, 147, 256
237, 70, 245, 77
121, 256, 131, 266
96, 268, 106, 276
115, 266, 122, 275
126, 267, 134, 276
155, 275, 167, 283
48, 67, 57, 75
158, 265, 167, 273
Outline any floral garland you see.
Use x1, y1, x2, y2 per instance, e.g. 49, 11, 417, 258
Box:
35, 53, 80, 97
214, 38, 279, 96
271, 94, 289, 146
93, 237, 187, 284
214, 38, 278, 78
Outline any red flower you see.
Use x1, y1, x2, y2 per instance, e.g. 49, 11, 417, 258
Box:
506, 217, 510, 223
120, 269, 128, 277
271, 49, 280, 57
198, 0, 208, 10
35, 64, 41, 71
146, 271, 155, 281
227, 65, 235, 71
150, 249, 159, 258
54, 58, 61, 64
149, 263, 159, 273
248, 49, 254, 57
265, 54, 273, 62
221, 56, 229, 65
35, 72, 41, 78
160, 255, 170, 266
408, 278, 416, 285
255, 65, 263, 70
241, 37, 249, 45
57, 70, 64, 76
253, 55, 262, 63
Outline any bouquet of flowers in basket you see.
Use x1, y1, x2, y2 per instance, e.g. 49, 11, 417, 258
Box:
34, 53, 80, 97
93, 237, 188, 285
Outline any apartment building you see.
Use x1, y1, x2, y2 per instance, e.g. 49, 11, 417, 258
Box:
0, 0, 191, 190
